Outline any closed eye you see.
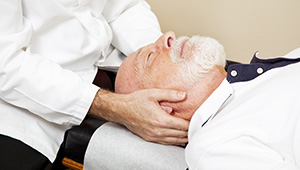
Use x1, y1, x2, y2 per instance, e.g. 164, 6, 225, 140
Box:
147, 53, 152, 62
144, 52, 152, 67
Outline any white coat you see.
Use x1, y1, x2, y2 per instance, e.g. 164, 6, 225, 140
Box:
0, 0, 161, 162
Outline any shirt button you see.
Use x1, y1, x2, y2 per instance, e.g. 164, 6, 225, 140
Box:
257, 67, 264, 74
230, 70, 238, 77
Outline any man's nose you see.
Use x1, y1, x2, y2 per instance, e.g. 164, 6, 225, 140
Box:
154, 31, 176, 51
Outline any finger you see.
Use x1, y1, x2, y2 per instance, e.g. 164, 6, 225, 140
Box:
126, 123, 188, 145
159, 137, 188, 146
140, 127, 188, 145
156, 113, 190, 131
149, 136, 188, 146
152, 127, 188, 138
161, 105, 173, 114
148, 89, 186, 102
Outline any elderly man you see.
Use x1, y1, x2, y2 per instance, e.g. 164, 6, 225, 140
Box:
114, 31, 300, 169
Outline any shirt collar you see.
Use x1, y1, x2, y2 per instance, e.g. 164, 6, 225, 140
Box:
188, 78, 233, 140
227, 52, 300, 83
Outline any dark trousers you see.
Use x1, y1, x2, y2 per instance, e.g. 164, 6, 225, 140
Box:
0, 134, 54, 170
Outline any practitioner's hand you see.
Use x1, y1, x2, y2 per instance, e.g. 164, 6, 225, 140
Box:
89, 88, 189, 145
120, 88, 189, 145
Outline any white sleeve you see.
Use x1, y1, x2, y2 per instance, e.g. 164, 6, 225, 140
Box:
103, 0, 162, 56
0, 0, 99, 125
186, 135, 299, 170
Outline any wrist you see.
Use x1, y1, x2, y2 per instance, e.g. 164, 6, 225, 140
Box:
88, 89, 128, 123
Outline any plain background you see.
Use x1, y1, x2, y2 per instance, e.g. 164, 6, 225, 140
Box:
146, 0, 300, 63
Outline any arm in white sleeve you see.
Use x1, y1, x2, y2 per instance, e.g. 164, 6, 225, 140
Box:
186, 135, 299, 170
103, 0, 162, 56
0, 0, 99, 125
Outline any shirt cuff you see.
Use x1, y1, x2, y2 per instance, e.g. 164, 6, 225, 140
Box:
68, 82, 100, 125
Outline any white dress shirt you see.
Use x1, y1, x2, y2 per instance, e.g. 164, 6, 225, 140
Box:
0, 0, 161, 162
186, 51, 300, 170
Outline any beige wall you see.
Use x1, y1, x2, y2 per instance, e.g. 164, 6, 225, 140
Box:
146, 0, 300, 63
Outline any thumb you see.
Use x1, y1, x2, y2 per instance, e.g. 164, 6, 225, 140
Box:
149, 89, 186, 102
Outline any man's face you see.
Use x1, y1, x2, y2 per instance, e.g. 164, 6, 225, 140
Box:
115, 31, 202, 120
115, 31, 189, 94
115, 32, 226, 120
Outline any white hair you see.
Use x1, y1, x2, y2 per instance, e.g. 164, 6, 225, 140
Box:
169, 35, 226, 82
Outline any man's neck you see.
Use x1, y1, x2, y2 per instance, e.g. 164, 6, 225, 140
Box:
185, 66, 227, 119
160, 66, 227, 121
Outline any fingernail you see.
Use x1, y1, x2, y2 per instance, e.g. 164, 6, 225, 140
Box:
177, 91, 186, 98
